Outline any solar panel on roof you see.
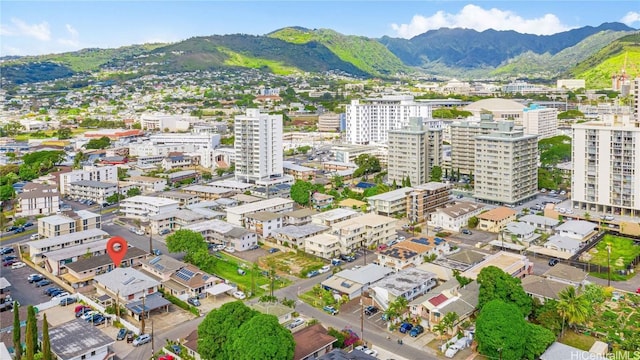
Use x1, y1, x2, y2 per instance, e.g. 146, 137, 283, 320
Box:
341, 282, 352, 288
149, 256, 162, 265
176, 268, 195, 281
122, 277, 135, 285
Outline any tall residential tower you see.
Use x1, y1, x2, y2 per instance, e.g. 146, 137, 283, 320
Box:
234, 109, 283, 183
387, 117, 443, 186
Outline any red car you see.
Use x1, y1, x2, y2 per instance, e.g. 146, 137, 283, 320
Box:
636, 288, 640, 294
158, 355, 174, 360
3, 259, 17, 267
75, 305, 91, 313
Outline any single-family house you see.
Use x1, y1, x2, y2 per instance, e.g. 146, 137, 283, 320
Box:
166, 265, 221, 300
93, 267, 161, 302
555, 220, 598, 243
544, 235, 582, 256
311, 192, 334, 210
462, 251, 532, 280
140, 255, 187, 282
293, 324, 337, 360
476, 207, 518, 232
521, 275, 571, 302
518, 214, 559, 233
63, 246, 148, 288
542, 263, 588, 286
250, 302, 294, 324
412, 281, 479, 331
376, 237, 448, 272
321, 264, 393, 300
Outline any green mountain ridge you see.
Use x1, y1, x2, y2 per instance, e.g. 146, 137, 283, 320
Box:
267, 27, 411, 77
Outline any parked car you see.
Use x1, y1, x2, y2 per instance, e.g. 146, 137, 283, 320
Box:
187, 297, 201, 307
133, 334, 151, 346
306, 270, 319, 278
340, 254, 355, 262
75, 305, 91, 313
249, 244, 260, 250
27, 274, 43, 283
11, 261, 26, 269
433, 226, 443, 232
92, 315, 106, 326
126, 331, 135, 343
445, 345, 461, 358
159, 229, 171, 235
461, 229, 472, 235
59, 297, 77, 306
364, 306, 379, 316
0, 247, 15, 255
410, 325, 424, 337
52, 291, 71, 300
13, 227, 25, 234
76, 308, 92, 318
24, 222, 33, 227
117, 328, 128, 341
364, 349, 378, 357
134, 229, 145, 236
35, 279, 51, 287
81, 311, 99, 320
171, 344, 181, 354
232, 291, 246, 300
44, 287, 61, 295
152, 249, 162, 256
3, 259, 17, 267
268, 248, 279, 254
288, 318, 305, 329
225, 247, 235, 253
323, 305, 339, 315
399, 322, 413, 333
318, 265, 331, 274
548, 258, 559, 266
331, 258, 342, 266
30, 234, 40, 240
159, 355, 175, 360
5, 226, 19, 232
2, 255, 17, 262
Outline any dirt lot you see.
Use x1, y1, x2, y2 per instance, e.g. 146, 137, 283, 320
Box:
262, 251, 326, 277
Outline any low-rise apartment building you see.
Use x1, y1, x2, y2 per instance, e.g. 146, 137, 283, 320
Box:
430, 202, 485, 232
63, 247, 148, 288
68, 180, 118, 203
27, 228, 109, 264
243, 211, 284, 238
16, 183, 59, 217
407, 182, 452, 223
367, 187, 413, 217
126, 175, 166, 193
119, 195, 180, 221
37, 210, 101, 238
184, 219, 258, 251
476, 207, 518, 232
272, 223, 329, 248
311, 208, 359, 227
226, 197, 295, 226
182, 185, 236, 200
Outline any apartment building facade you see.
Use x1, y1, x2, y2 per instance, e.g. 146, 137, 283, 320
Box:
16, 183, 59, 217
68, 180, 118, 203
474, 122, 538, 206
521, 104, 558, 140
119, 195, 180, 221
387, 117, 443, 186
37, 211, 102, 238
572, 118, 640, 216
449, 114, 503, 176
234, 109, 283, 183
345, 96, 436, 145
406, 182, 452, 224
59, 165, 117, 195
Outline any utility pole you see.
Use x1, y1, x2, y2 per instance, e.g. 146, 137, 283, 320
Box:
148, 223, 153, 255
140, 295, 146, 334
151, 320, 155, 356
360, 286, 365, 347
607, 243, 612, 287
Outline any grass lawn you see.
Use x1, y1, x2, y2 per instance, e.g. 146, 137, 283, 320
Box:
587, 234, 640, 271
299, 289, 325, 308
266, 251, 326, 277
200, 252, 290, 297
560, 330, 597, 351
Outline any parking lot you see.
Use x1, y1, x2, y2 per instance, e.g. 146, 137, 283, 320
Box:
1, 253, 53, 307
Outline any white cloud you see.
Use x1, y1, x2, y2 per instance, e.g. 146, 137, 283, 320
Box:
58, 24, 80, 47
391, 4, 572, 38
621, 11, 640, 26
0, 18, 51, 41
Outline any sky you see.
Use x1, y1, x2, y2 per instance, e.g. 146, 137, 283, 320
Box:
1, 1, 639, 56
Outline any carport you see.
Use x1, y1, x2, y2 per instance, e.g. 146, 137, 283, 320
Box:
126, 293, 171, 320
205, 283, 235, 300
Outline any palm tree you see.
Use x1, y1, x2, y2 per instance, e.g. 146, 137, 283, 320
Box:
433, 322, 447, 344
557, 286, 591, 335
442, 311, 459, 335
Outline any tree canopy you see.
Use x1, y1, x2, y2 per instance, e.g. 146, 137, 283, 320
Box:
429, 166, 443, 182
353, 154, 381, 177
538, 135, 571, 166
197, 301, 259, 360
224, 313, 295, 360
476, 299, 527, 360
84, 136, 111, 150
290, 180, 314, 206
477, 266, 532, 317
166, 229, 208, 258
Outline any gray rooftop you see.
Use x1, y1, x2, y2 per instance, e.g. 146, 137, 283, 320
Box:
245, 211, 284, 221
439, 281, 480, 316
283, 161, 315, 172
543, 263, 588, 283
94, 267, 160, 296
75, 209, 100, 220
334, 263, 393, 285
140, 255, 186, 274
504, 221, 535, 235
44, 239, 108, 261
183, 185, 230, 194
545, 235, 581, 253
70, 180, 117, 188
125, 292, 171, 315
540, 342, 607, 360
28, 228, 109, 250
312, 208, 358, 222
372, 268, 436, 297
519, 214, 560, 227
286, 208, 318, 218
48, 319, 114, 359
556, 220, 597, 236
367, 187, 413, 202
272, 223, 329, 239
66, 247, 148, 273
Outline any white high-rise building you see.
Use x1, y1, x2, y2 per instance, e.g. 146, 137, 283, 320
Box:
572, 117, 640, 217
474, 122, 538, 206
234, 109, 283, 183
387, 117, 442, 186
345, 96, 434, 145
521, 104, 558, 139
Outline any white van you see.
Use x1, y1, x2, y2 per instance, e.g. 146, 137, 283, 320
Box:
445, 345, 460, 358
318, 265, 331, 274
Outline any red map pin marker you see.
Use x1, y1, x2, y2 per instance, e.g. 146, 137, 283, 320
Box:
107, 236, 128, 267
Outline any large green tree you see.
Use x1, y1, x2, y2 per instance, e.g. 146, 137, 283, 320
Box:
13, 301, 22, 360
223, 313, 295, 360
477, 266, 532, 317
25, 305, 37, 360
0, 184, 15, 201
476, 300, 527, 360
523, 322, 555, 360
166, 229, 208, 258
290, 180, 314, 206
84, 136, 111, 150
42, 313, 52, 360
197, 301, 258, 360
56, 128, 72, 140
